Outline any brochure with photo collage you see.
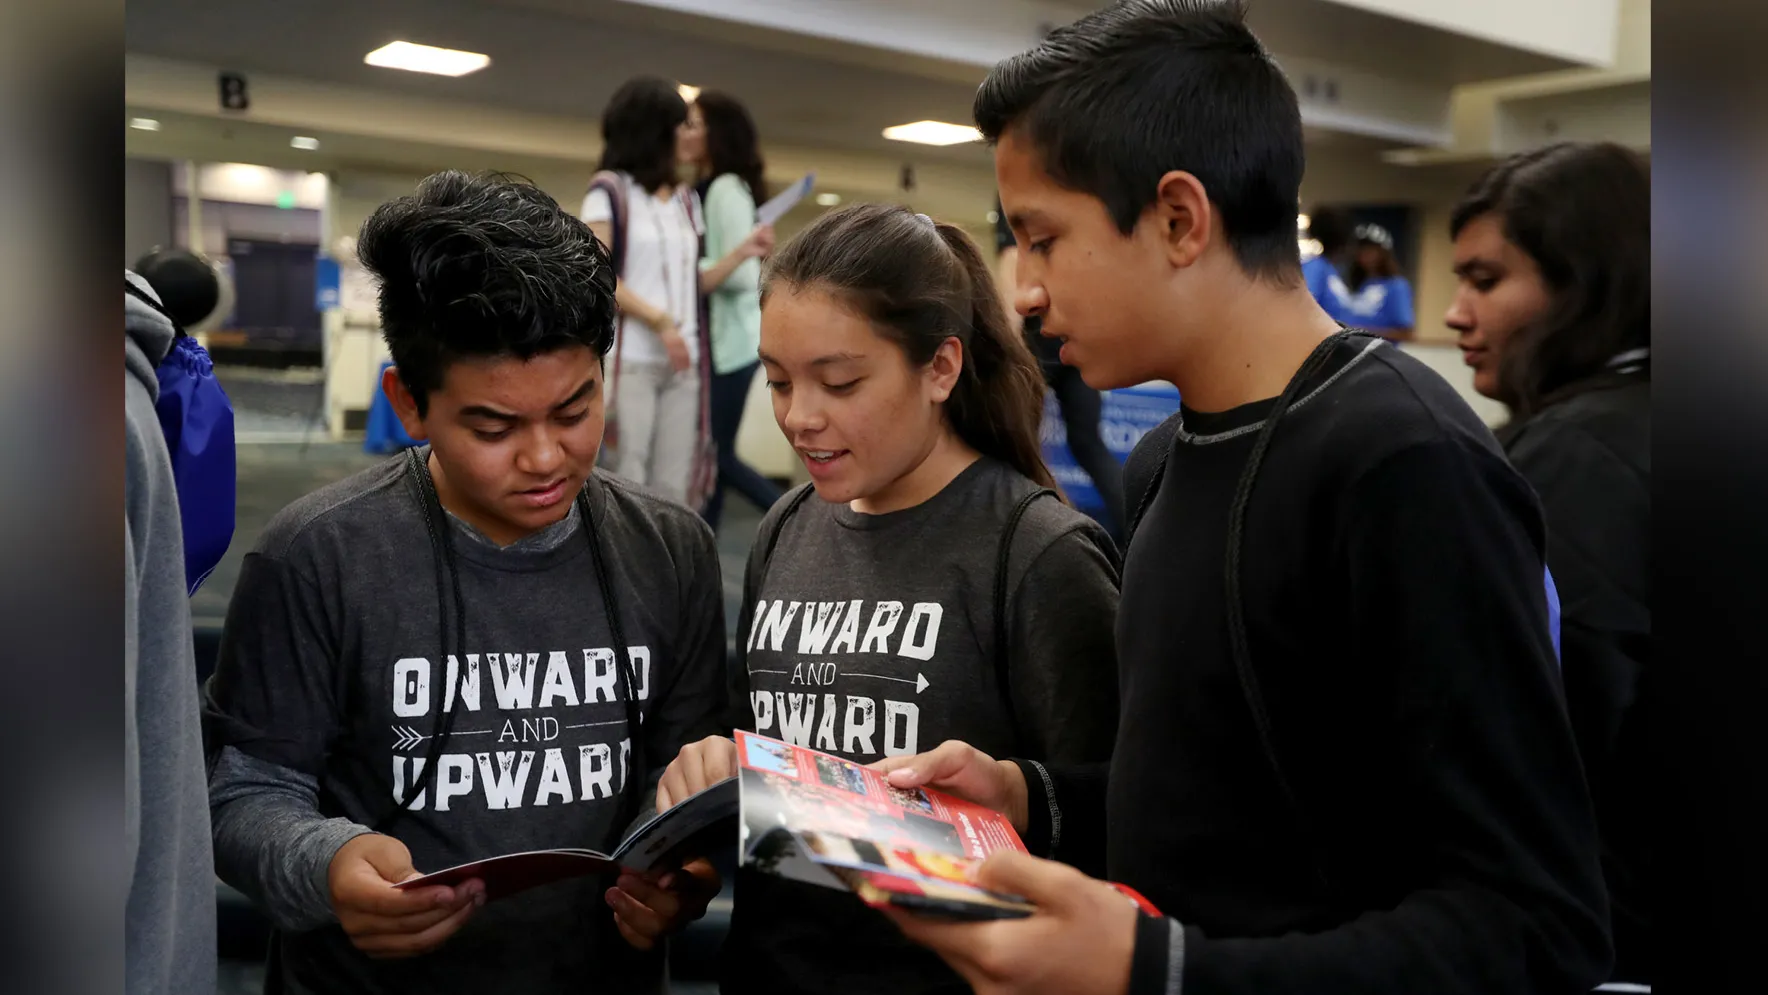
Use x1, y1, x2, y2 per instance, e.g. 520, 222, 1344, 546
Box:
735, 730, 1039, 920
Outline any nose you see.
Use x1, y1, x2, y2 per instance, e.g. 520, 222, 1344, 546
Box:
514, 425, 565, 477
1444, 287, 1475, 335
778, 388, 825, 438
1014, 281, 1049, 320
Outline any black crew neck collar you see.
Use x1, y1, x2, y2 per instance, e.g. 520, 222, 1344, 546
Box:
831, 456, 993, 531
1176, 334, 1383, 443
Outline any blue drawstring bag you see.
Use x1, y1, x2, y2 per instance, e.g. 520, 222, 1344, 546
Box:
129, 280, 237, 595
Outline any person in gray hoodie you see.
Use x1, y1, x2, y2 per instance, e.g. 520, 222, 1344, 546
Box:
124, 270, 218, 995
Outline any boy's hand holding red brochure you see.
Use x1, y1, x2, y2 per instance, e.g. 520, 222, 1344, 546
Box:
872, 741, 1156, 995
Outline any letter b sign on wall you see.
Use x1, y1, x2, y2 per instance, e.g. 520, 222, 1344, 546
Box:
218, 71, 249, 112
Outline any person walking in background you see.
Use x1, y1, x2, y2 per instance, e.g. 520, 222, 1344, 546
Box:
1332, 223, 1416, 341
994, 198, 1125, 541
125, 272, 217, 995
1447, 140, 1651, 991
584, 76, 769, 509
691, 89, 784, 529
1300, 203, 1353, 319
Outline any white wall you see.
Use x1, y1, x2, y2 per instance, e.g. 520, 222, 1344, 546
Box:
124, 158, 174, 267
1328, 0, 1619, 66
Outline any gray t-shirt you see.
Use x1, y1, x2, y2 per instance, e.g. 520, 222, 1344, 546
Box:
203, 452, 727, 994
723, 457, 1121, 995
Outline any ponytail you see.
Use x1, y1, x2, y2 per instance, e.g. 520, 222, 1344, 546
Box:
930, 221, 1058, 490
763, 203, 1059, 492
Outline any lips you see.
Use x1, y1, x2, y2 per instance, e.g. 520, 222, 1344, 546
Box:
516, 478, 569, 508
797, 447, 850, 479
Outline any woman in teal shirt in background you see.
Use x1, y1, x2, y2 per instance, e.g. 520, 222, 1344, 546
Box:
694, 90, 785, 528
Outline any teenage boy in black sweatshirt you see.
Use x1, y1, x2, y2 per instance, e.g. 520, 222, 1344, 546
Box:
874, 3, 1612, 993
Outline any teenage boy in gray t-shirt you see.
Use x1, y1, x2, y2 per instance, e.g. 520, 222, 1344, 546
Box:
202, 171, 728, 994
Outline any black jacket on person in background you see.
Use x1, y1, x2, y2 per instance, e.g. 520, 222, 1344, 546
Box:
1501, 372, 1651, 985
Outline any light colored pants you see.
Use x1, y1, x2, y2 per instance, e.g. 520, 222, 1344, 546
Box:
611, 358, 700, 504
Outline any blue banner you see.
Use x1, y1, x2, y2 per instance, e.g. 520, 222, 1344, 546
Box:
1040, 381, 1181, 513
315, 255, 341, 311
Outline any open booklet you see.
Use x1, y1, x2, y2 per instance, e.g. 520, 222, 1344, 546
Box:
396, 731, 1160, 918
394, 777, 738, 903
738, 731, 1056, 921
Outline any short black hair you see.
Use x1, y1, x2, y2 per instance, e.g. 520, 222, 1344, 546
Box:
975, 0, 1304, 282
358, 170, 617, 415
598, 76, 688, 194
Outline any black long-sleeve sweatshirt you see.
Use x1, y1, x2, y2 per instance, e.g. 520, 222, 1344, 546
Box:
1500, 369, 1651, 985
1013, 336, 1612, 995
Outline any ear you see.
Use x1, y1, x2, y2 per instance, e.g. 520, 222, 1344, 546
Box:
925, 337, 964, 404
382, 366, 431, 442
1150, 170, 1213, 270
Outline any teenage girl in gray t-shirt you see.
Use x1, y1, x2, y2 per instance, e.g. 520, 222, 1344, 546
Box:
646, 204, 1121, 995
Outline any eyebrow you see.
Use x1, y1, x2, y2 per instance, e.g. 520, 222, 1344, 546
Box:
1452, 259, 1501, 277
458, 375, 597, 421
1005, 208, 1052, 233
757, 350, 866, 368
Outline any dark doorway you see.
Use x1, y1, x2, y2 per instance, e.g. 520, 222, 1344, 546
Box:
216, 238, 322, 368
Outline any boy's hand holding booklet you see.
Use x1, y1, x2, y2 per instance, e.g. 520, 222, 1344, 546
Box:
398, 731, 1156, 921
394, 777, 739, 902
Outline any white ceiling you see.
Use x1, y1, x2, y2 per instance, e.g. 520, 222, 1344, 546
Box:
124, 0, 995, 167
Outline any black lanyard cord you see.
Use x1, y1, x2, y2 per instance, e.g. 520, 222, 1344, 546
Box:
1223, 328, 1358, 899
579, 488, 646, 831
377, 452, 646, 837
376, 447, 469, 833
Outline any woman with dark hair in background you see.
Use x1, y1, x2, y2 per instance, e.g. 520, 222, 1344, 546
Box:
583, 76, 770, 509
692, 89, 784, 529
1333, 223, 1415, 341
1446, 140, 1651, 991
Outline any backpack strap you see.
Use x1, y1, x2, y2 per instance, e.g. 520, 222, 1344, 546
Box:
588, 171, 631, 454
992, 487, 1058, 752
730, 484, 818, 731
587, 170, 629, 273
1122, 413, 1182, 546
125, 279, 188, 339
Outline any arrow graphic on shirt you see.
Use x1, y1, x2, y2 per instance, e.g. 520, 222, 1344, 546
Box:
847, 672, 930, 694
390, 725, 494, 751
391, 726, 429, 751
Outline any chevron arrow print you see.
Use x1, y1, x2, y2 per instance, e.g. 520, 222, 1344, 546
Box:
391, 726, 430, 751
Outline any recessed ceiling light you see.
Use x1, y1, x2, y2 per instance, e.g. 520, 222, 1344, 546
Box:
987, 209, 1000, 224
678, 83, 700, 103
364, 41, 490, 77
290, 136, 320, 151
815, 192, 841, 207
130, 117, 161, 131
882, 120, 982, 146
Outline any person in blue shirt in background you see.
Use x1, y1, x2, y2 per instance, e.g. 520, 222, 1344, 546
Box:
1332, 223, 1416, 341
1301, 204, 1352, 319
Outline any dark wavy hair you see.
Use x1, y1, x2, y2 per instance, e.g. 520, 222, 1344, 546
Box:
975, 0, 1304, 283
1347, 238, 1400, 291
358, 170, 618, 415
763, 204, 1057, 490
597, 76, 688, 194
695, 89, 767, 206
1451, 141, 1650, 417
